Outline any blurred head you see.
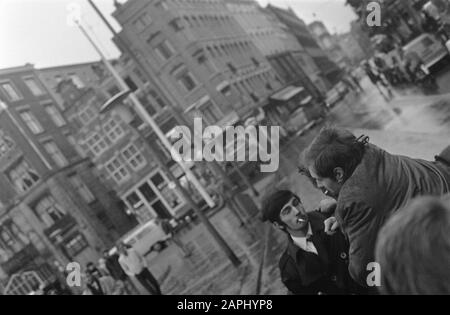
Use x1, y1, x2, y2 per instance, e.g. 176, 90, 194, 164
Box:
86, 262, 100, 278
262, 191, 309, 234
83, 272, 95, 285
302, 127, 366, 198
102, 250, 110, 258
376, 196, 450, 295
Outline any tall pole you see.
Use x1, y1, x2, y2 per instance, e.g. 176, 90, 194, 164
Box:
76, 21, 241, 267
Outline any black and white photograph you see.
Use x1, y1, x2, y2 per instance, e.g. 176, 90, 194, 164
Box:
0, 0, 449, 298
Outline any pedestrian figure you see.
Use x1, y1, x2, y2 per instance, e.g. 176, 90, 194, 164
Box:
103, 249, 137, 294
83, 271, 125, 295
117, 242, 162, 295
363, 61, 393, 100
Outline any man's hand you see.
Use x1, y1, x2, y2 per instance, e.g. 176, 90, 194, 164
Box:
324, 217, 340, 235
319, 199, 337, 215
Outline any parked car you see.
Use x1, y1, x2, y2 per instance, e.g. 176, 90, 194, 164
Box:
109, 219, 174, 257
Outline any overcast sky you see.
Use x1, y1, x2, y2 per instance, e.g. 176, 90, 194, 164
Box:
0, 0, 356, 69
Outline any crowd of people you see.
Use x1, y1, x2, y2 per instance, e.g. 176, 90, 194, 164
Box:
80, 242, 162, 295
263, 127, 450, 295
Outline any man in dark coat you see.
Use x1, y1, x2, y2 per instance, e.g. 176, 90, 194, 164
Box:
262, 190, 363, 295
302, 127, 450, 289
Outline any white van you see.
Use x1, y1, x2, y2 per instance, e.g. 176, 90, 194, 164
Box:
109, 219, 171, 257
403, 33, 449, 71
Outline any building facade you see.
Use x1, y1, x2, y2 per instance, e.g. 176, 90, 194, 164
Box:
56, 73, 193, 225
110, 0, 283, 124
38, 61, 106, 107
0, 65, 136, 290
224, 0, 328, 97
265, 5, 343, 86
335, 32, 368, 66
308, 21, 350, 69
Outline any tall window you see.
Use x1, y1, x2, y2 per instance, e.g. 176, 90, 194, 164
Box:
177, 72, 197, 93
0, 221, 29, 261
200, 101, 222, 124
69, 74, 84, 88
86, 133, 108, 156
43, 141, 68, 168
138, 95, 157, 116
150, 172, 182, 209
0, 82, 22, 101
105, 157, 130, 184
104, 118, 124, 143
7, 160, 40, 193
0, 130, 15, 159
66, 134, 85, 157
155, 40, 176, 61
133, 12, 152, 32
78, 106, 95, 125
122, 144, 146, 170
45, 105, 66, 127
19, 111, 43, 134
69, 175, 96, 203
24, 77, 45, 96
34, 195, 66, 228
155, 0, 169, 10
144, 91, 164, 110
134, 68, 148, 84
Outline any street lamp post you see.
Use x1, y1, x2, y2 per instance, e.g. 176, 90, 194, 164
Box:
76, 21, 241, 267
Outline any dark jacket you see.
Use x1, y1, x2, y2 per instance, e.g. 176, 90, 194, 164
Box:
279, 211, 360, 295
336, 144, 450, 287
105, 254, 128, 281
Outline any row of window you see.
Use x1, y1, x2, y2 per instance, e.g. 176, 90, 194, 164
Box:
5, 157, 95, 207
180, 14, 233, 30
105, 144, 147, 184
84, 118, 125, 157
205, 40, 255, 61
18, 104, 66, 136
0, 77, 46, 102
132, 1, 229, 33
233, 70, 277, 102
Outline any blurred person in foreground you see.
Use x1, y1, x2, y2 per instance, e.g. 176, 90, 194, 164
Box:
301, 127, 450, 288
262, 190, 365, 295
376, 195, 450, 295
